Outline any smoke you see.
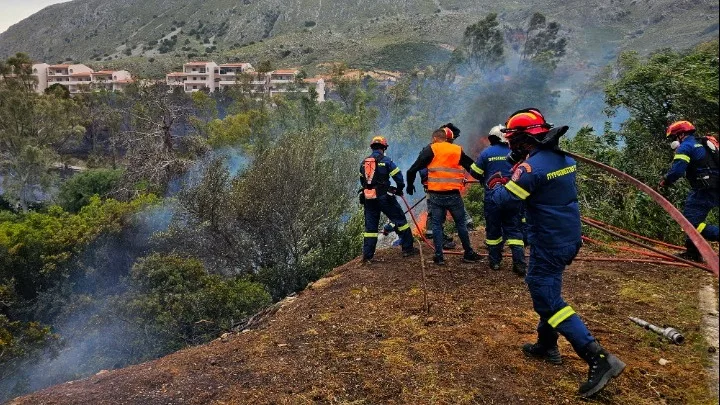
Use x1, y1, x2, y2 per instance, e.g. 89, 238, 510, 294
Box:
0, 203, 175, 401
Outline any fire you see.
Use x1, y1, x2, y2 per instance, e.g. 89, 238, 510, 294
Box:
412, 211, 428, 236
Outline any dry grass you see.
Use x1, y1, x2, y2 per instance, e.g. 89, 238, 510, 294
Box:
11, 233, 718, 405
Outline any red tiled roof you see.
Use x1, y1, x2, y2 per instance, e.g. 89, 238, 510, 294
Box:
272, 69, 299, 74
220, 63, 251, 67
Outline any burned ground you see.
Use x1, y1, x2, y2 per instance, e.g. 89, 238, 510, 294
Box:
9, 234, 718, 405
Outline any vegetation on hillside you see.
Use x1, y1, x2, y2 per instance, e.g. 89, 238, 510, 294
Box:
0, 10, 717, 399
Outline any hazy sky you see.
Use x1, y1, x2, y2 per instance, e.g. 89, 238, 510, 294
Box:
0, 0, 71, 34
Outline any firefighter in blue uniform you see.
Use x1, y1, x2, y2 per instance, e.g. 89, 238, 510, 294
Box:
360, 136, 418, 264
660, 120, 719, 262
489, 108, 625, 398
476, 124, 526, 275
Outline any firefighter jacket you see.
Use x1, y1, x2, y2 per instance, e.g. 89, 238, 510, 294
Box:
476, 142, 513, 197
407, 142, 483, 194
359, 150, 405, 195
490, 148, 581, 248
664, 135, 719, 190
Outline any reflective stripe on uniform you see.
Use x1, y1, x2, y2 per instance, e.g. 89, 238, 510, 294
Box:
507, 239, 524, 246
363, 232, 378, 238
389, 167, 401, 176
674, 154, 691, 163
486, 237, 503, 246
470, 163, 484, 175
505, 181, 530, 200
428, 178, 465, 184
548, 305, 575, 328
397, 224, 410, 232
698, 222, 707, 233
428, 167, 465, 173
521, 217, 527, 223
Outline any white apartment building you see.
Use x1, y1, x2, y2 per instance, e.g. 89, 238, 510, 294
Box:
217, 63, 254, 91
30, 63, 133, 94
166, 61, 219, 93
165, 61, 325, 101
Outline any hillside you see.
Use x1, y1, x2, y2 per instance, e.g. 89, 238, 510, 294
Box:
0, 0, 718, 76
10, 233, 718, 404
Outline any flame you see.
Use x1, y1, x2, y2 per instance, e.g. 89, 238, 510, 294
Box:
412, 211, 428, 236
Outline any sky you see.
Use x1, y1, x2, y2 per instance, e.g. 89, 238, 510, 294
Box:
0, 0, 71, 34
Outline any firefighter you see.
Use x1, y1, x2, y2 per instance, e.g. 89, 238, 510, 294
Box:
360, 136, 418, 264
489, 108, 625, 398
659, 120, 719, 262
476, 124, 526, 275
406, 127, 484, 265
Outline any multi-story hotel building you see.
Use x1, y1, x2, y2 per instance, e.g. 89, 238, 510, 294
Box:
29, 63, 133, 94
165, 61, 325, 101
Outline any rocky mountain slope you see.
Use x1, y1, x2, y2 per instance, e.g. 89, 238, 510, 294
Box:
0, 0, 717, 74
9, 233, 718, 404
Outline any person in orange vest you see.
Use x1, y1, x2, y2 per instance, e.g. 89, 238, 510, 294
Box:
406, 127, 484, 265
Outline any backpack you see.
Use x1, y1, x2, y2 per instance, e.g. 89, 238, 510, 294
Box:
362, 155, 382, 200
693, 136, 719, 189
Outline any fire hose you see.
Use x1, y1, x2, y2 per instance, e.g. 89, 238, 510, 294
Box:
582, 217, 684, 251
395, 153, 718, 275
566, 152, 718, 275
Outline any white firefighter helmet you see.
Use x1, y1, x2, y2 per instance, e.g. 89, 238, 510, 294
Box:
488, 125, 507, 143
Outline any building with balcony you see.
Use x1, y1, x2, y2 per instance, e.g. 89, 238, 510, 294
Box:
165, 61, 325, 101
28, 63, 133, 94
217, 63, 255, 91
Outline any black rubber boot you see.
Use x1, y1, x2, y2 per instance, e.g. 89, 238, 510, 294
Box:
462, 251, 482, 263
512, 262, 527, 276
578, 341, 626, 398
675, 241, 703, 263
433, 255, 445, 266
402, 247, 420, 257
522, 342, 562, 365
488, 261, 501, 271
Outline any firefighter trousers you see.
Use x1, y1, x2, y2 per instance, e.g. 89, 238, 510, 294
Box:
484, 199, 526, 265
363, 195, 413, 260
525, 242, 595, 354
683, 189, 719, 244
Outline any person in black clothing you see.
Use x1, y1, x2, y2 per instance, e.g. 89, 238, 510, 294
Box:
406, 128, 484, 265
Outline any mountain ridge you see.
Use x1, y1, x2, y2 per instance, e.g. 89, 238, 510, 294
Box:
0, 0, 717, 74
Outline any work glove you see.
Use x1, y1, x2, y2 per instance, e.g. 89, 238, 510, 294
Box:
507, 149, 526, 165
406, 183, 416, 196
486, 171, 508, 189
382, 223, 394, 236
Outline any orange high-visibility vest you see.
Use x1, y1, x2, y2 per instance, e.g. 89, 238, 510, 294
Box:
427, 142, 465, 191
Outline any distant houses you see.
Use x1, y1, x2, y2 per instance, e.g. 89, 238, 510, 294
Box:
22, 60, 403, 103
165, 61, 326, 101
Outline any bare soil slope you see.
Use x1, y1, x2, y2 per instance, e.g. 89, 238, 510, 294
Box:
10, 234, 718, 404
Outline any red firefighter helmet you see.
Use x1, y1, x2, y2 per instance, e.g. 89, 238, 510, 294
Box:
666, 121, 696, 138
503, 109, 552, 138
370, 135, 389, 149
